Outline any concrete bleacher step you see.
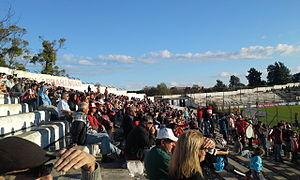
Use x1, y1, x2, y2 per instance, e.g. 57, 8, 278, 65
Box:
15, 121, 66, 149
0, 110, 50, 136
0, 103, 29, 116
0, 94, 19, 104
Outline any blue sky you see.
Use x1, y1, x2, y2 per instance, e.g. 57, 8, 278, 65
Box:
1, 0, 300, 90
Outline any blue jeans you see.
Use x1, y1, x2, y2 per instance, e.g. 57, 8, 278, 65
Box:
86, 132, 121, 155
273, 144, 282, 161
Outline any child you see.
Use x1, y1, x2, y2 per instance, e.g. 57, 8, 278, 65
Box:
290, 131, 299, 163
246, 147, 266, 180
234, 135, 243, 155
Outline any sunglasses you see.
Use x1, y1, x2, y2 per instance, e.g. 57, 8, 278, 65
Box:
147, 122, 153, 124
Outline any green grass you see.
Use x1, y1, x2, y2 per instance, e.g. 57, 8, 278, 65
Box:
258, 105, 300, 127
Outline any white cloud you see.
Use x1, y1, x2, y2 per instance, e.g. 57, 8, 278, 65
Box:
148, 44, 300, 62
78, 60, 96, 65
291, 66, 300, 73
62, 54, 74, 61
97, 55, 156, 64
62, 65, 77, 69
167, 81, 203, 87
218, 72, 239, 78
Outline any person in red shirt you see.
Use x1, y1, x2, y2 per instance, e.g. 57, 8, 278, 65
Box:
87, 103, 105, 132
235, 116, 248, 146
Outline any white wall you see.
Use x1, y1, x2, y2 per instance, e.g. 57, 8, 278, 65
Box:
0, 67, 145, 99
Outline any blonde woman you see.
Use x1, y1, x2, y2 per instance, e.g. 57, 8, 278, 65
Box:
169, 130, 215, 180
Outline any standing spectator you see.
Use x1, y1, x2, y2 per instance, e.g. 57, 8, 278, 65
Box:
227, 113, 236, 144
21, 83, 38, 112
290, 131, 299, 163
283, 124, 293, 159
235, 116, 247, 147
255, 121, 268, 157
144, 127, 178, 180
219, 113, 228, 141
270, 123, 284, 162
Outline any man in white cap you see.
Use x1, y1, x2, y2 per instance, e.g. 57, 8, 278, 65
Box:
144, 127, 177, 180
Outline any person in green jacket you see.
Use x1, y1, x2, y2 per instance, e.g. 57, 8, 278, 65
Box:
144, 127, 178, 180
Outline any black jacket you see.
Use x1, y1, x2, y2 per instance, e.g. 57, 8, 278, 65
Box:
70, 112, 88, 145
122, 115, 135, 138
124, 125, 155, 160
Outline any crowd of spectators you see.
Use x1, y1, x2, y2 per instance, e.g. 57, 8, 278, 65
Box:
0, 71, 299, 180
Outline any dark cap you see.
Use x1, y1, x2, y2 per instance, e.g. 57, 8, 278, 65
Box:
0, 137, 54, 175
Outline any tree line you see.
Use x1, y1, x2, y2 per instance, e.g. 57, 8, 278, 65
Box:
138, 61, 300, 96
0, 9, 67, 76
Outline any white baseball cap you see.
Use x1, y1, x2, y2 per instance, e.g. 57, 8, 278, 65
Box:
156, 128, 178, 142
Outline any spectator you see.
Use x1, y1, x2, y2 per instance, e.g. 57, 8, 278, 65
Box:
255, 121, 268, 157
38, 86, 59, 119
246, 147, 266, 180
219, 113, 228, 141
21, 83, 38, 112
71, 102, 121, 163
235, 116, 247, 147
168, 130, 215, 180
0, 137, 101, 180
57, 92, 73, 122
290, 131, 299, 163
270, 123, 284, 162
124, 115, 156, 160
122, 106, 137, 139
144, 127, 178, 180
68, 92, 78, 111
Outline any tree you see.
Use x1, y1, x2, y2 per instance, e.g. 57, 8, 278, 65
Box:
0, 9, 30, 70
31, 37, 67, 76
267, 62, 292, 85
213, 80, 227, 92
156, 83, 171, 95
292, 72, 300, 82
246, 68, 263, 87
229, 75, 241, 89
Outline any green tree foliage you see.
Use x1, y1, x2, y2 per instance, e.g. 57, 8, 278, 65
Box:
213, 80, 227, 92
0, 11, 30, 70
142, 83, 171, 96
292, 72, 300, 82
156, 83, 171, 95
229, 75, 244, 89
31, 37, 67, 76
246, 68, 264, 87
267, 61, 292, 85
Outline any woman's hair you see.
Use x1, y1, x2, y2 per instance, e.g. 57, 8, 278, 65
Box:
169, 130, 205, 179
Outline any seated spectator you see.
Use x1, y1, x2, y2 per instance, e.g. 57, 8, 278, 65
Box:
88, 103, 105, 132
57, 92, 73, 122
144, 127, 177, 180
38, 86, 59, 119
10, 78, 25, 97
68, 92, 78, 111
168, 130, 215, 180
124, 115, 156, 161
71, 102, 121, 162
0, 137, 101, 180
122, 106, 137, 139
21, 83, 38, 112
246, 147, 266, 180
